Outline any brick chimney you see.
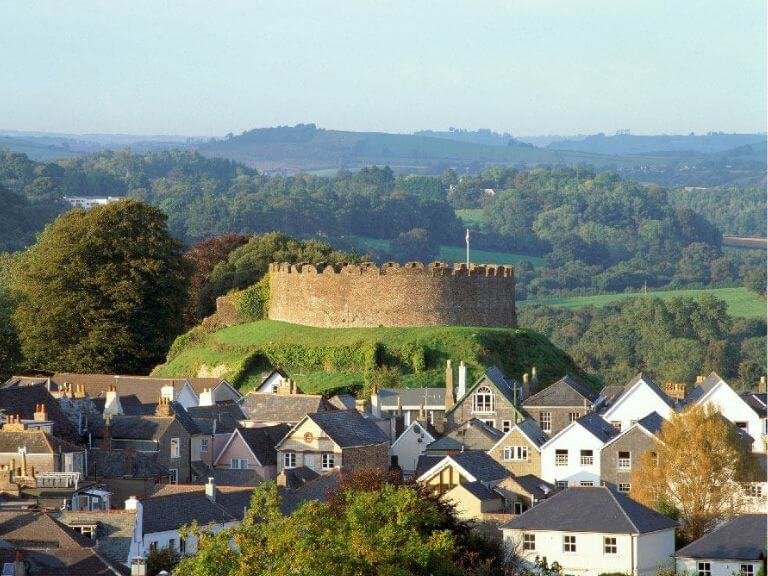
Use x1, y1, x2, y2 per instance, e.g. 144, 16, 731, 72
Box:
445, 360, 455, 411
73, 383, 86, 399
664, 382, 687, 402
205, 477, 216, 502
3, 415, 26, 432
155, 396, 173, 417
759, 376, 766, 394
33, 403, 47, 422
104, 385, 123, 417
696, 375, 705, 384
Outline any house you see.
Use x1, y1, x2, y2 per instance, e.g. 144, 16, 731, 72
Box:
445, 480, 505, 522
239, 390, 334, 425
253, 368, 292, 394
0, 509, 124, 575
389, 416, 438, 475
501, 486, 678, 576
599, 373, 676, 434
600, 412, 665, 493
493, 474, 555, 514
57, 508, 143, 570
0, 414, 86, 476
130, 479, 253, 556
214, 424, 291, 482
417, 451, 511, 496
741, 389, 767, 451
425, 418, 501, 455
675, 514, 767, 576
276, 410, 389, 475
684, 372, 766, 452
278, 468, 342, 515
372, 385, 446, 425
88, 447, 170, 503
0, 384, 81, 442
540, 412, 618, 487
522, 375, 599, 436
488, 418, 548, 477
445, 365, 525, 432
187, 402, 247, 470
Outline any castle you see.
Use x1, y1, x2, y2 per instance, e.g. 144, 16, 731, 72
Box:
267, 261, 516, 328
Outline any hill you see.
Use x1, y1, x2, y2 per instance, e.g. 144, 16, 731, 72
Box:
547, 132, 765, 155
152, 319, 595, 395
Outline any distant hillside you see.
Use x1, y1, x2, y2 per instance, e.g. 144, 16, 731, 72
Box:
153, 318, 596, 395
548, 132, 764, 155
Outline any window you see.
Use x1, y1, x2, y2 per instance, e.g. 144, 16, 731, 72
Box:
169, 539, 175, 550
555, 449, 568, 466
513, 501, 524, 514
501, 420, 513, 433
200, 438, 209, 453
169, 469, 178, 484
603, 536, 617, 554
618, 451, 631, 469
503, 446, 529, 461
473, 387, 494, 413
72, 525, 97, 539
610, 421, 621, 431
618, 483, 631, 493
179, 537, 186, 554
568, 412, 580, 422
283, 452, 296, 469
580, 449, 594, 465
522, 533, 535, 551
481, 419, 496, 429
149, 541, 158, 552
741, 565, 755, 576
555, 481, 568, 489
744, 484, 763, 498
170, 437, 180, 459
579, 481, 594, 486
735, 421, 748, 432
650, 451, 659, 466
698, 562, 711, 576
321, 453, 335, 470
231, 458, 248, 469
563, 535, 576, 552
539, 412, 552, 433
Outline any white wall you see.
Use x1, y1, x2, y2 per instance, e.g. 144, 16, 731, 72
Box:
697, 383, 763, 452
601, 382, 674, 433
677, 558, 763, 576
541, 425, 603, 486
176, 385, 199, 409
390, 422, 434, 474
504, 529, 675, 576
143, 522, 237, 556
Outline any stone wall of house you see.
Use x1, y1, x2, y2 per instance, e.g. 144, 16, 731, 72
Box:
487, 428, 542, 477
267, 261, 516, 328
521, 407, 588, 437
600, 427, 655, 490
341, 443, 389, 473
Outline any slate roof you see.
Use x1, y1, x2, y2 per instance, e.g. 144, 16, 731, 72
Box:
574, 412, 619, 443
0, 430, 84, 454
523, 374, 598, 407
0, 510, 94, 549
306, 410, 389, 448
501, 486, 679, 534
610, 372, 676, 410
95, 403, 199, 440
427, 419, 502, 453
0, 547, 119, 576
58, 509, 137, 567
0, 384, 81, 442
683, 372, 725, 406
239, 392, 333, 423
740, 392, 767, 418
508, 474, 555, 500
378, 387, 445, 408
482, 366, 523, 407
91, 394, 155, 416
328, 394, 358, 410
188, 402, 247, 435
279, 469, 341, 515
415, 455, 442, 478
637, 411, 665, 436
279, 466, 320, 490
459, 480, 500, 501
598, 385, 626, 408
513, 418, 549, 448
88, 448, 169, 479
675, 514, 767, 560
142, 485, 253, 533
237, 424, 291, 466
446, 451, 510, 483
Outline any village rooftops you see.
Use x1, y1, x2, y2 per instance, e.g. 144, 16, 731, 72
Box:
522, 374, 598, 407
239, 391, 334, 423
302, 410, 390, 448
0, 385, 81, 442
427, 418, 502, 452
419, 451, 510, 484
57, 509, 138, 569
88, 448, 169, 479
378, 387, 445, 409
675, 514, 767, 561
570, 411, 620, 443
279, 469, 341, 515
611, 372, 677, 410
501, 486, 679, 534
0, 429, 84, 454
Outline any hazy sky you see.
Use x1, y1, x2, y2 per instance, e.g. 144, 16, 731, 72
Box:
1, 0, 765, 136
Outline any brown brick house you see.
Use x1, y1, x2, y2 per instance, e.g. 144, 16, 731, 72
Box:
521, 374, 598, 436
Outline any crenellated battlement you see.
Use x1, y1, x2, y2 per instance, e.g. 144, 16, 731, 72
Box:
268, 261, 515, 278
267, 260, 516, 328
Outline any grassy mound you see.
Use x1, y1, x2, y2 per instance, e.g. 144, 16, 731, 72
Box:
153, 320, 594, 396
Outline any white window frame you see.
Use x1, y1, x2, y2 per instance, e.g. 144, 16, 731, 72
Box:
481, 419, 496, 429
501, 420, 513, 433
472, 387, 494, 414
568, 412, 580, 422
555, 481, 568, 489
740, 565, 755, 576
539, 412, 551, 433
321, 453, 335, 470
522, 533, 535, 551
170, 437, 180, 459
698, 562, 711, 576
563, 535, 576, 553
503, 446, 529, 461
618, 483, 631, 493
283, 452, 296, 469
200, 438, 209, 453
555, 449, 568, 466
169, 469, 178, 484
580, 449, 594, 466
603, 536, 617, 554
231, 458, 248, 470
513, 501, 524, 514
617, 451, 631, 470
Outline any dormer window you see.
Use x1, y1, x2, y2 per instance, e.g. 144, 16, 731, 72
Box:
473, 387, 494, 414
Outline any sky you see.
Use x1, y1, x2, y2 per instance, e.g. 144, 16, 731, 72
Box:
1, 0, 765, 137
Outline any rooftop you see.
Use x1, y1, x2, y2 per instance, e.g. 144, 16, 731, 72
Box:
523, 374, 598, 407
676, 514, 767, 560
305, 410, 389, 448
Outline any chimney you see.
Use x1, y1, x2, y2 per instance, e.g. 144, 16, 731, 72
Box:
102, 415, 112, 451
74, 383, 86, 399
759, 376, 766, 394
276, 471, 288, 488
125, 495, 143, 534
104, 385, 123, 417
155, 396, 173, 417
205, 477, 216, 502
199, 387, 214, 407
3, 415, 25, 432
370, 382, 380, 418
664, 382, 686, 402
355, 398, 369, 414
696, 375, 705, 384
130, 557, 147, 576
445, 360, 455, 411
33, 403, 47, 422
531, 366, 539, 389
457, 361, 467, 401
418, 402, 426, 421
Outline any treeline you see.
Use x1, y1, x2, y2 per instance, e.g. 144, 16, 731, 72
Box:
669, 185, 767, 237
519, 296, 766, 388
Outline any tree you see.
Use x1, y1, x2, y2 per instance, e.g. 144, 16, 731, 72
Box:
743, 263, 767, 296
147, 545, 180, 575
630, 404, 757, 542
390, 228, 440, 263
10, 200, 188, 374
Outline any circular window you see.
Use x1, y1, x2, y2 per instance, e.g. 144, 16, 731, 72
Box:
413, 424, 421, 434
304, 432, 314, 443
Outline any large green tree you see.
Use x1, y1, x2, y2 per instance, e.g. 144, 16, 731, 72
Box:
10, 199, 188, 374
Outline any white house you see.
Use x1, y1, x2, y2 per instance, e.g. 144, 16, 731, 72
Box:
600, 373, 676, 434
390, 419, 437, 475
501, 486, 678, 576
540, 412, 618, 487
684, 373, 765, 452
675, 514, 766, 576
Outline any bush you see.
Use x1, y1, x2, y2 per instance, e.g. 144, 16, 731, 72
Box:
236, 273, 271, 322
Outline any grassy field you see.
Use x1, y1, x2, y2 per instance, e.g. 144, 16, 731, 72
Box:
456, 208, 485, 227
523, 287, 765, 319
153, 319, 591, 395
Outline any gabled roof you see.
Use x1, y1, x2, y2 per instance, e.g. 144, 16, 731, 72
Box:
217, 424, 290, 467
304, 410, 389, 448
88, 448, 169, 478
598, 385, 628, 407
415, 454, 442, 478
489, 418, 548, 453
683, 372, 725, 406
505, 474, 555, 500
575, 412, 619, 443
523, 374, 598, 407
328, 394, 358, 410
0, 429, 84, 454
58, 509, 137, 568
448, 366, 523, 417
605, 372, 676, 413
390, 420, 437, 452
675, 514, 767, 560
602, 412, 665, 449
456, 480, 500, 501
0, 510, 94, 549
740, 392, 767, 418
142, 485, 253, 533
378, 387, 445, 408
501, 486, 678, 534
427, 418, 501, 453
0, 385, 81, 442
420, 451, 510, 484
278, 469, 341, 515
239, 391, 333, 423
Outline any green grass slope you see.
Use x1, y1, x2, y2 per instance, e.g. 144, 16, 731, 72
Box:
522, 287, 765, 319
153, 319, 594, 395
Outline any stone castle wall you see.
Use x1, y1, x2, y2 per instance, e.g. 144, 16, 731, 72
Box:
267, 261, 516, 328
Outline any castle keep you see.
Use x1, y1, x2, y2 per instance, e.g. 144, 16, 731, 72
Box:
267, 261, 516, 328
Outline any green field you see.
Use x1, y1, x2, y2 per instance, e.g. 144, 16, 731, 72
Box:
523, 287, 766, 319
349, 235, 544, 267
456, 208, 485, 227
153, 319, 591, 395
